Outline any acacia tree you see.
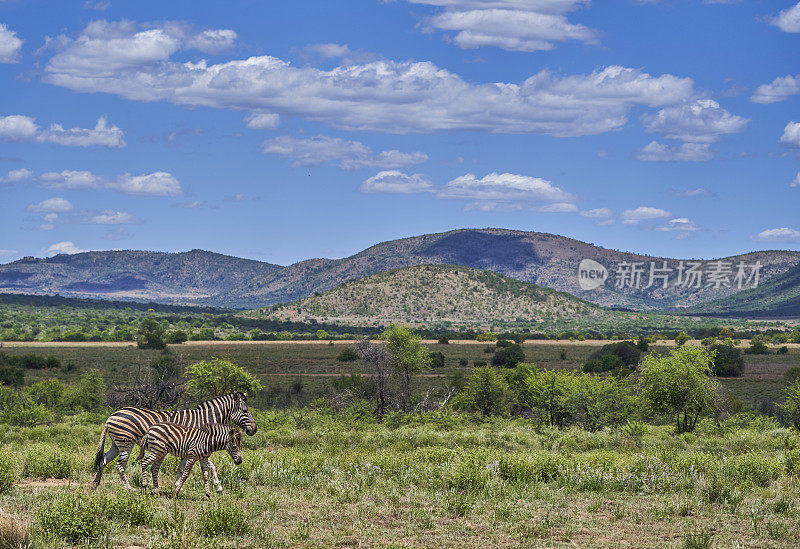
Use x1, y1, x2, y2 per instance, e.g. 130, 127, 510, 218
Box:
382, 325, 430, 412
638, 345, 718, 433
356, 339, 391, 419
185, 357, 261, 400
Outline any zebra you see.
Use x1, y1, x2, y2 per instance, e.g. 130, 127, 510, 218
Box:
92, 391, 256, 491
139, 422, 243, 498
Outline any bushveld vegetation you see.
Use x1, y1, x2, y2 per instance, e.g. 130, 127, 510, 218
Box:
1, 326, 800, 546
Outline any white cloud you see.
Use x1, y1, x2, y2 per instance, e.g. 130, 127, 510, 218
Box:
408, 0, 597, 52
538, 202, 578, 212
671, 187, 711, 197
791, 172, 800, 188
437, 172, 574, 210
262, 135, 428, 170
772, 2, 800, 33
751, 74, 800, 104
298, 43, 351, 59
245, 113, 280, 129
38, 170, 182, 196
0, 23, 23, 63
43, 22, 695, 136
0, 249, 19, 256
42, 241, 87, 256
185, 29, 237, 54
110, 172, 182, 196
655, 217, 700, 232
28, 197, 73, 213
579, 207, 613, 218
0, 115, 39, 141
0, 114, 125, 147
621, 206, 671, 224
780, 121, 800, 148
641, 99, 748, 143
755, 227, 800, 243
360, 171, 433, 194
0, 168, 32, 184
90, 210, 136, 224
37, 116, 125, 148
635, 141, 713, 162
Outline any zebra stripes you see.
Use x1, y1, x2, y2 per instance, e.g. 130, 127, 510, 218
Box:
139, 422, 243, 498
91, 392, 256, 490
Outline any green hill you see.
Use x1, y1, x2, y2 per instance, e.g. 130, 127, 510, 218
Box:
249, 264, 722, 332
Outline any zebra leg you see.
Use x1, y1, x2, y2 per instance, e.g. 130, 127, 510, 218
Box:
174, 458, 195, 497
140, 452, 156, 491
151, 457, 164, 496
115, 445, 134, 491
91, 442, 119, 489
207, 459, 223, 493
200, 459, 211, 499
175, 458, 188, 482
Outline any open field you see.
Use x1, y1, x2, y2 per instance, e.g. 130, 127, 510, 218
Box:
3, 340, 799, 410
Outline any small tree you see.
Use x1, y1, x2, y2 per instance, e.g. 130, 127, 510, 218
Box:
165, 330, 188, 344
60, 370, 107, 411
492, 344, 525, 368
674, 332, 691, 347
185, 358, 261, 400
456, 367, 510, 416
357, 339, 391, 419
382, 325, 430, 412
638, 346, 718, 433
746, 336, 770, 355
709, 341, 744, 377
138, 318, 166, 350
780, 380, 800, 430
523, 368, 575, 428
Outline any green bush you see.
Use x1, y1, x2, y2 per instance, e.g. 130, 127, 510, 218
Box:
0, 364, 23, 386
583, 341, 640, 373
492, 344, 525, 368
455, 367, 510, 416
37, 492, 108, 542
429, 351, 445, 369
22, 444, 75, 479
0, 451, 17, 493
197, 500, 250, 537
336, 347, 359, 362
165, 329, 188, 344
709, 342, 744, 377
745, 337, 770, 355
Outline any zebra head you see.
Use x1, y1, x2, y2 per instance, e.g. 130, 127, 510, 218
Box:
225, 426, 243, 465
228, 392, 257, 436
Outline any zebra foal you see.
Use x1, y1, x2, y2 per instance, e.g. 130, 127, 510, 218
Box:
139, 422, 243, 498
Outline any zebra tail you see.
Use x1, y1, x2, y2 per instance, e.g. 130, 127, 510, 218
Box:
93, 424, 108, 472
135, 433, 149, 462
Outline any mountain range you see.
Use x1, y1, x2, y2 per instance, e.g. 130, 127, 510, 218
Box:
1, 228, 798, 315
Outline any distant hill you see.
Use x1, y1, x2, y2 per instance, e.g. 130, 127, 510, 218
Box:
679, 262, 800, 318
0, 249, 281, 302
1, 228, 798, 312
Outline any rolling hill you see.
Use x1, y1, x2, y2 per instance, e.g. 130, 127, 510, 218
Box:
1, 228, 798, 313
250, 264, 708, 332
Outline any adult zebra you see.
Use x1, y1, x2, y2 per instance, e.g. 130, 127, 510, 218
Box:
92, 391, 256, 490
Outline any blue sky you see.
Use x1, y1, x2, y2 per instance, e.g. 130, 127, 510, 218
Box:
0, 0, 798, 265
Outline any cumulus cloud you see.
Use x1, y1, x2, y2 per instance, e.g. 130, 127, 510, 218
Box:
538, 202, 578, 212
641, 99, 748, 143
655, 217, 700, 233
0, 23, 23, 63
408, 0, 597, 52
0, 168, 32, 184
245, 113, 280, 129
635, 141, 713, 162
89, 210, 136, 224
42, 241, 87, 255
37, 116, 125, 147
38, 170, 182, 196
437, 172, 574, 210
621, 206, 671, 224
360, 171, 433, 194
755, 227, 800, 243
0, 115, 39, 141
262, 135, 428, 170
579, 207, 613, 218
28, 197, 73, 213
42, 21, 695, 136
751, 74, 800, 104
792, 172, 800, 187
185, 29, 237, 54
0, 114, 125, 147
771, 2, 800, 33
780, 121, 800, 148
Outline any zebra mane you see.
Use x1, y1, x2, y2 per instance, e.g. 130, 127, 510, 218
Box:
194, 392, 244, 412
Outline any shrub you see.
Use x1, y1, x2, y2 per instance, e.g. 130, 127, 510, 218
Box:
0, 451, 17, 493
455, 367, 510, 416
59, 370, 106, 411
0, 365, 23, 387
26, 379, 65, 408
709, 342, 744, 377
137, 318, 166, 349
780, 380, 800, 430
185, 358, 261, 399
37, 492, 107, 542
22, 444, 74, 479
437, 336, 450, 345
197, 500, 249, 537
492, 344, 525, 368
429, 351, 445, 369
746, 336, 770, 355
476, 332, 497, 342
778, 345, 789, 355
336, 348, 359, 362
784, 367, 800, 383
584, 341, 640, 373
675, 332, 690, 346
165, 330, 188, 344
